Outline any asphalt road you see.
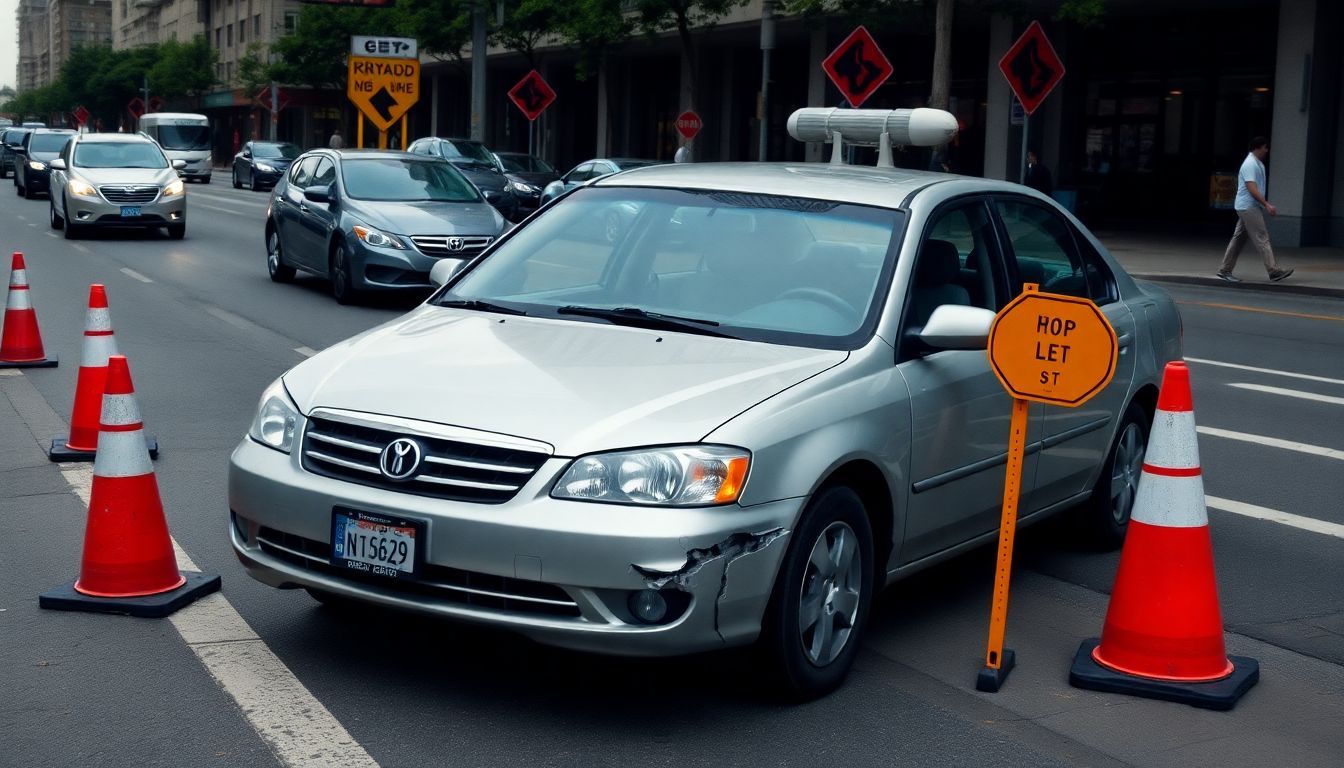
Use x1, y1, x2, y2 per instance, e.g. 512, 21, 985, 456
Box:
2, 181, 1341, 767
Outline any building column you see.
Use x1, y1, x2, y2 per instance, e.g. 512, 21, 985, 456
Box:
805, 27, 827, 163
1267, 0, 1342, 246
983, 14, 1013, 181
595, 55, 609, 157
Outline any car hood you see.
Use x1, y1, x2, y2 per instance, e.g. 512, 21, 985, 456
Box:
506, 171, 558, 188
31, 151, 60, 162
348, 200, 502, 237
451, 164, 508, 192
75, 167, 176, 186
284, 306, 847, 456
253, 157, 294, 169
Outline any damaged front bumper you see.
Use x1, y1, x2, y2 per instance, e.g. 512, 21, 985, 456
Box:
229, 437, 799, 656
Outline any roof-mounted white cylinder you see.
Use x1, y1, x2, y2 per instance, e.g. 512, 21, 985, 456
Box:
787, 107, 958, 148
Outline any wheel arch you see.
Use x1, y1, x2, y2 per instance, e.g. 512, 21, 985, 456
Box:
812, 459, 895, 582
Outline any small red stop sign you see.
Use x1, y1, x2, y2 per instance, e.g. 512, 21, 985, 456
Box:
675, 110, 702, 141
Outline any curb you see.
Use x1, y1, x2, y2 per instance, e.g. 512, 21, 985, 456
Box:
1131, 273, 1344, 300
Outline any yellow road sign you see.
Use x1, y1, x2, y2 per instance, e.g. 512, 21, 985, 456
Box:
987, 284, 1118, 407
347, 55, 420, 133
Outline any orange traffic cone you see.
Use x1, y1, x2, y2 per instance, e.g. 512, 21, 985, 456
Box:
40, 355, 218, 617
1070, 361, 1258, 710
0, 252, 58, 368
49, 285, 159, 462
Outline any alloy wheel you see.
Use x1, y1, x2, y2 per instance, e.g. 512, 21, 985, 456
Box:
797, 521, 864, 667
1109, 422, 1146, 526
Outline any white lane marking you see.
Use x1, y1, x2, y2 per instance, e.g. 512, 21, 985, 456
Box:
17, 214, 26, 221
1228, 383, 1344, 406
71, 243, 91, 254
28, 222, 36, 227
295, 346, 318, 357
191, 201, 252, 217
6, 375, 380, 768
120, 267, 154, 283
1198, 426, 1344, 461
1206, 496, 1344, 540
1187, 357, 1344, 387
46, 232, 58, 238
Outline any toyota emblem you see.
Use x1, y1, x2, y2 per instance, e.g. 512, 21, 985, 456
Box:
379, 438, 423, 481
447, 237, 465, 252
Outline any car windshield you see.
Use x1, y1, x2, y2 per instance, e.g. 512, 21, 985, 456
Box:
497, 154, 554, 174
613, 160, 659, 171
443, 140, 496, 166
440, 187, 903, 349
253, 142, 300, 159
30, 133, 72, 153
3, 130, 28, 147
341, 158, 482, 203
155, 124, 211, 150
74, 142, 167, 169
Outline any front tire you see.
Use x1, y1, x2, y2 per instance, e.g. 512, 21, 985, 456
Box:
232, 168, 241, 189
247, 170, 256, 191
267, 226, 295, 283
329, 242, 359, 305
62, 195, 81, 239
1077, 401, 1150, 550
759, 486, 875, 701
49, 200, 64, 229
166, 223, 186, 240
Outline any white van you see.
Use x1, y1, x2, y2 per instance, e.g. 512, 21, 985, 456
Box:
139, 112, 212, 183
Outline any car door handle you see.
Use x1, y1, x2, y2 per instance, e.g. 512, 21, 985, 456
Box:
299, 203, 309, 214
1117, 332, 1133, 350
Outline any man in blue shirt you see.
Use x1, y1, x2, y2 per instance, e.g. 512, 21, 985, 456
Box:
1218, 137, 1292, 283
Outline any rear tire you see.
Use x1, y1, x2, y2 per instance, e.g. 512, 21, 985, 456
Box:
758, 485, 875, 701
1076, 401, 1150, 550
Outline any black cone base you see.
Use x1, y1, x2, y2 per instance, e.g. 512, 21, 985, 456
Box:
0, 355, 58, 368
48, 435, 159, 462
1069, 638, 1259, 711
976, 648, 1016, 692
39, 571, 221, 618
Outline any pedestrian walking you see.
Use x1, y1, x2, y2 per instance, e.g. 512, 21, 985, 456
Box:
1218, 137, 1292, 283
1024, 150, 1053, 196
328, 128, 345, 149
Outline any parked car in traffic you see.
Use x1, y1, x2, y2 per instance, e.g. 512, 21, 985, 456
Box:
263, 149, 507, 304
539, 157, 661, 205
230, 109, 1182, 700
1, 128, 32, 179
233, 141, 301, 191
493, 151, 560, 215
48, 132, 188, 239
14, 128, 76, 199
407, 137, 519, 221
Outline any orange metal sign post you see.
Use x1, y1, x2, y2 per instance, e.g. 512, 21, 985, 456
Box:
978, 283, 1118, 692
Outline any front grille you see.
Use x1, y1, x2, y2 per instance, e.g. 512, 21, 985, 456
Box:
410, 235, 492, 258
301, 414, 549, 504
99, 185, 159, 204
256, 526, 581, 618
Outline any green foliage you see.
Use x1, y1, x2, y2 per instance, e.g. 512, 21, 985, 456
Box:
269, 6, 396, 90
1056, 0, 1105, 25
558, 0, 634, 81
237, 44, 273, 96
393, 0, 474, 64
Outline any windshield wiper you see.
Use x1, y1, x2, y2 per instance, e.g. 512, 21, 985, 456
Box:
556, 305, 732, 338
437, 298, 527, 315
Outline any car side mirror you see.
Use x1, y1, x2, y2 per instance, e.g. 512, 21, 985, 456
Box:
303, 185, 331, 204
429, 258, 464, 287
13, 146, 26, 155
48, 158, 66, 171
172, 159, 187, 170
243, 149, 252, 158
917, 305, 996, 350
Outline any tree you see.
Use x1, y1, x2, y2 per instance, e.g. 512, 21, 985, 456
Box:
492, 0, 566, 70
392, 0, 474, 69
558, 0, 634, 82
269, 5, 398, 90
149, 37, 218, 100
631, 0, 749, 109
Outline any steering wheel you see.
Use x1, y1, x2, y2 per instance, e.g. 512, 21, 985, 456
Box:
774, 287, 857, 318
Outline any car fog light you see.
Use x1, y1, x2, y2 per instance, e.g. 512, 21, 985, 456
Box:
629, 589, 669, 624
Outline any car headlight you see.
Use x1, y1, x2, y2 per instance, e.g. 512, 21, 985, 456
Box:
247, 378, 301, 453
162, 179, 185, 197
509, 180, 537, 194
255, 163, 276, 172
28, 160, 45, 171
552, 446, 750, 506
69, 179, 97, 197
352, 223, 405, 249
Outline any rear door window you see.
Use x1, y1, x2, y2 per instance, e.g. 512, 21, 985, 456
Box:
994, 198, 1109, 302
290, 156, 318, 187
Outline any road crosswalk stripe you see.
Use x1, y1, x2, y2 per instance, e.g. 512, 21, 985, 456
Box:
1186, 357, 1344, 387
1198, 426, 1344, 461
1227, 382, 1344, 406
1206, 496, 1344, 540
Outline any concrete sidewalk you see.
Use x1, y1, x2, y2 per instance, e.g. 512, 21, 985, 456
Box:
1097, 230, 1344, 298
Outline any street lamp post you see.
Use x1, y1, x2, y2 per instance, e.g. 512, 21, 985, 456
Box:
759, 1, 775, 161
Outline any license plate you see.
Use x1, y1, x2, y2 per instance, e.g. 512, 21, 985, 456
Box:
120, 206, 141, 217
331, 508, 422, 579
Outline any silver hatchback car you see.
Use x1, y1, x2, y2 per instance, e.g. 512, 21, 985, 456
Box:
230, 144, 1181, 698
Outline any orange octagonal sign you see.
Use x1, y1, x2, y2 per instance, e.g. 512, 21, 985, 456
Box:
988, 284, 1117, 407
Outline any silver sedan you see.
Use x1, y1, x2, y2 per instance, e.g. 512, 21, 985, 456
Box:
230, 155, 1181, 699
48, 133, 188, 239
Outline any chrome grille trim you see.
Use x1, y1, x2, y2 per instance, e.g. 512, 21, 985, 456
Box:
99, 185, 161, 204
423, 454, 534, 474
306, 450, 381, 474
416, 474, 520, 492
307, 431, 381, 454
410, 235, 493, 257
255, 532, 328, 565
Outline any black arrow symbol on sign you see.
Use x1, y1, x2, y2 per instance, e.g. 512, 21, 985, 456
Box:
369, 87, 398, 123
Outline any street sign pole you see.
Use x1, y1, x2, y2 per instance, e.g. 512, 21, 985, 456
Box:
1020, 112, 1028, 185
357, 114, 364, 149
270, 82, 279, 142
982, 393, 1029, 687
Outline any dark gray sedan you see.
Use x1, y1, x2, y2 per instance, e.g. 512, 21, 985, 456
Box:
265, 149, 507, 304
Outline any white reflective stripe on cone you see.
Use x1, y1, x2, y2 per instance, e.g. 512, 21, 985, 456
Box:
1131, 472, 1210, 528
85, 307, 112, 333
99, 393, 143, 427
1143, 410, 1201, 471
80, 334, 118, 367
9, 269, 27, 288
93, 429, 154, 478
6, 289, 32, 311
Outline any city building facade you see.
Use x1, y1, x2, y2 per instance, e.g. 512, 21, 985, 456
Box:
111, 0, 205, 50
16, 0, 113, 92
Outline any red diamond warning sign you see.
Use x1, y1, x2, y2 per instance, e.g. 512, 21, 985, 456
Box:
998, 21, 1065, 116
508, 70, 556, 122
822, 26, 893, 108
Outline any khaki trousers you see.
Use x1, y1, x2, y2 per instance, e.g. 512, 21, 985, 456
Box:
1220, 207, 1279, 276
